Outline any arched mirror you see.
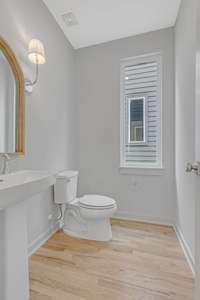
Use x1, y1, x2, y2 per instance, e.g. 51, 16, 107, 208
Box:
0, 37, 25, 154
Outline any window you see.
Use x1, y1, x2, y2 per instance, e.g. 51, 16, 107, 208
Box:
120, 53, 162, 169
128, 96, 146, 144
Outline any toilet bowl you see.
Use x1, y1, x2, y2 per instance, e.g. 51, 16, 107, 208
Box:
54, 171, 117, 241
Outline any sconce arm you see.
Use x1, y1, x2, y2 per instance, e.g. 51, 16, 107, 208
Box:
25, 63, 39, 87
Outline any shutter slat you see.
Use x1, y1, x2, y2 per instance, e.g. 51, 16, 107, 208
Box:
125, 66, 157, 76
126, 151, 156, 156
126, 77, 158, 85
126, 157, 157, 162
125, 82, 157, 90
125, 87, 157, 94
148, 102, 157, 107
125, 145, 156, 151
125, 72, 157, 80
125, 62, 157, 71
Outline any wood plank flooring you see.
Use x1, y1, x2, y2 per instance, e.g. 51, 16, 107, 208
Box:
29, 219, 194, 300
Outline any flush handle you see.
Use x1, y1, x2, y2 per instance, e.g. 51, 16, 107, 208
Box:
186, 162, 200, 175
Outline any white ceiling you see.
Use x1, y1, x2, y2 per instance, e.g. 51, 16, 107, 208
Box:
43, 0, 181, 49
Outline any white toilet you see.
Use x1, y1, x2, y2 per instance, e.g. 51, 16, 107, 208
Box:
54, 170, 117, 241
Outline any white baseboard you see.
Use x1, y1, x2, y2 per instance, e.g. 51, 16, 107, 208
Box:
173, 225, 195, 275
114, 210, 174, 226
28, 222, 59, 257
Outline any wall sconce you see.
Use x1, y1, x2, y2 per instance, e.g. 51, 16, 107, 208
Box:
25, 39, 46, 93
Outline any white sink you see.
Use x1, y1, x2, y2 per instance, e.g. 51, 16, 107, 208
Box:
0, 170, 55, 209
0, 170, 56, 300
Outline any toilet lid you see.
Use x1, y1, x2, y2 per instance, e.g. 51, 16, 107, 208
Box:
79, 195, 116, 209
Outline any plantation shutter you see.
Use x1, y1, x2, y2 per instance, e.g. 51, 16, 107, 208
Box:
120, 54, 162, 168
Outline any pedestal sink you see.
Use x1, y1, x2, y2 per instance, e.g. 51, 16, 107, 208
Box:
0, 170, 56, 300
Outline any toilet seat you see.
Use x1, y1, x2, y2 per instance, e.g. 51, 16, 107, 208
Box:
79, 195, 116, 210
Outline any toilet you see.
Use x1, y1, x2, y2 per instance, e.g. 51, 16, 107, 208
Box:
54, 170, 117, 241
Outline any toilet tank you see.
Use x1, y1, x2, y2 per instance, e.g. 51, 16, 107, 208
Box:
54, 170, 78, 204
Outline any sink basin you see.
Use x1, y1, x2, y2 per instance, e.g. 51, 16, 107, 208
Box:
0, 170, 56, 300
0, 170, 56, 209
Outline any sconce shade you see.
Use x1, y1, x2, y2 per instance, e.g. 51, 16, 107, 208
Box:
28, 39, 45, 64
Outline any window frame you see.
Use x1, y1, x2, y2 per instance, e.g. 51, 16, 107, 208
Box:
127, 95, 147, 145
120, 52, 163, 171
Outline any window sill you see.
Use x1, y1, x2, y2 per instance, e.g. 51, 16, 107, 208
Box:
119, 166, 165, 176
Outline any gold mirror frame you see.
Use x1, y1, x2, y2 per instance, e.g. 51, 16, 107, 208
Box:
0, 37, 25, 154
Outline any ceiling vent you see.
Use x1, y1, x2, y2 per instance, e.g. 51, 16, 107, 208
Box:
62, 12, 78, 27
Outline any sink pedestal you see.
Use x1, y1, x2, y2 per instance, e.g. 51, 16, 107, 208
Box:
0, 200, 29, 300
0, 170, 56, 300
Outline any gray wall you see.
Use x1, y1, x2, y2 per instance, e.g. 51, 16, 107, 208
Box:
175, 0, 197, 262
76, 28, 176, 225
0, 0, 77, 250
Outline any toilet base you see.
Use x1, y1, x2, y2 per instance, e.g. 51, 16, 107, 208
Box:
63, 210, 112, 241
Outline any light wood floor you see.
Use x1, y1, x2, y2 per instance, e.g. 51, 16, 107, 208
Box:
29, 219, 194, 300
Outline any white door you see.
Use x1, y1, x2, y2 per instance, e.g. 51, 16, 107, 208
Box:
187, 1, 200, 297
195, 2, 200, 298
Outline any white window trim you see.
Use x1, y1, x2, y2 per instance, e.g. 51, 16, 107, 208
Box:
120, 52, 163, 173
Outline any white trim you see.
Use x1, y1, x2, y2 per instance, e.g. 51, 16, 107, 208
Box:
28, 222, 59, 257
114, 210, 174, 226
120, 60, 126, 166
173, 225, 195, 275
119, 166, 165, 176
120, 52, 163, 63
157, 53, 163, 169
